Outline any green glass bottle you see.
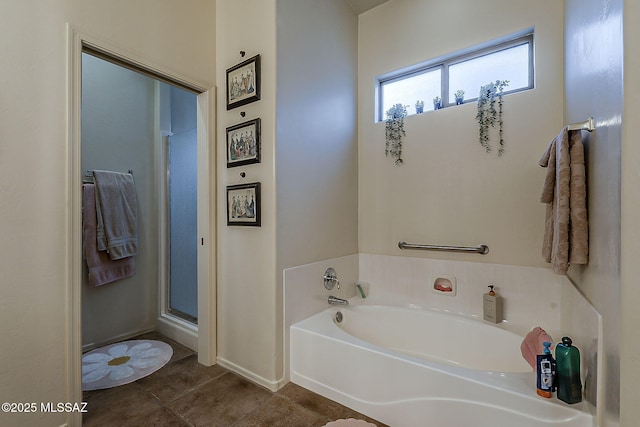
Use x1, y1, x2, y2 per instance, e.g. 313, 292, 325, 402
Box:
555, 336, 582, 404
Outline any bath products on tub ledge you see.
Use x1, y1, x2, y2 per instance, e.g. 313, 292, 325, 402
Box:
483, 285, 502, 323
555, 336, 582, 404
536, 341, 557, 398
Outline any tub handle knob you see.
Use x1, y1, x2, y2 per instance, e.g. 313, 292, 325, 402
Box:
323, 267, 339, 290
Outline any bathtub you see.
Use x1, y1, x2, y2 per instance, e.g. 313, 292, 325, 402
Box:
290, 304, 594, 427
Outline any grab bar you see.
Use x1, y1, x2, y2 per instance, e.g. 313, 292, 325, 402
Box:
398, 241, 489, 255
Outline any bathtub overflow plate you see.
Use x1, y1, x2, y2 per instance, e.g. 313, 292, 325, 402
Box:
335, 311, 343, 323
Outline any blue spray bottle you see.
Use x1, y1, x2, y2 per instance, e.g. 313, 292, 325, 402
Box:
536, 341, 556, 398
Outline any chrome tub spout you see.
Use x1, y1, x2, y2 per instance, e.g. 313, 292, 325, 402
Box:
328, 295, 349, 306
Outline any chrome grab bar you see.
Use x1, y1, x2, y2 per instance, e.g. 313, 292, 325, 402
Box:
398, 241, 489, 255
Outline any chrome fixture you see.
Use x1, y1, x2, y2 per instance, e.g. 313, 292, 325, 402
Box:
335, 311, 343, 323
398, 241, 489, 255
328, 295, 349, 306
567, 117, 595, 132
323, 267, 340, 290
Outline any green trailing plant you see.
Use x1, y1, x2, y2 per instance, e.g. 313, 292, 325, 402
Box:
476, 80, 509, 156
385, 103, 408, 165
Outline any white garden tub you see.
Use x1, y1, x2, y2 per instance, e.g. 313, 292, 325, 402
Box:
290, 305, 593, 427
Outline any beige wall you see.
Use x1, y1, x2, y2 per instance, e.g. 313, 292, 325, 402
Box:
358, 0, 564, 267
216, 0, 358, 388
565, 0, 622, 425
216, 0, 279, 388
0, 1, 215, 426
275, 0, 359, 379
621, 2, 640, 427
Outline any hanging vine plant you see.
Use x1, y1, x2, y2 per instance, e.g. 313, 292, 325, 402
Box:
476, 80, 509, 156
385, 103, 408, 165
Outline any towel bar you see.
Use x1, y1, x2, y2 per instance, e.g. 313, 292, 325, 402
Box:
398, 241, 489, 255
567, 117, 595, 132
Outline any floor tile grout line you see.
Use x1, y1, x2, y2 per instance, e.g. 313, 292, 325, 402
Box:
227, 394, 278, 427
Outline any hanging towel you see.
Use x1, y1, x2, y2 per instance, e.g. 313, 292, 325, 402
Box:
83, 184, 136, 286
93, 170, 139, 260
539, 127, 588, 274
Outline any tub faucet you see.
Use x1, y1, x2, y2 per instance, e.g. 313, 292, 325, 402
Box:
328, 295, 349, 306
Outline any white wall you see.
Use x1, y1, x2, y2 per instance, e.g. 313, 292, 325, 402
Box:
0, 1, 215, 426
358, 0, 564, 267
81, 53, 158, 348
564, 1, 622, 425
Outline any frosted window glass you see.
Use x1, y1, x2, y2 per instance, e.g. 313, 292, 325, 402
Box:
381, 68, 441, 116
449, 44, 530, 102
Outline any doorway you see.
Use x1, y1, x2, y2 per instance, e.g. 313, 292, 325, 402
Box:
69, 32, 215, 361
67, 31, 216, 423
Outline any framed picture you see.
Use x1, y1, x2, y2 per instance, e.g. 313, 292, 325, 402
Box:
226, 118, 261, 168
226, 54, 261, 110
226, 182, 261, 227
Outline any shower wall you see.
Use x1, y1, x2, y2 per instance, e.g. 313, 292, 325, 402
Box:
81, 53, 158, 348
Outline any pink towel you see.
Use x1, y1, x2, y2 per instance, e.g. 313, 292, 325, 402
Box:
83, 184, 136, 286
520, 327, 553, 369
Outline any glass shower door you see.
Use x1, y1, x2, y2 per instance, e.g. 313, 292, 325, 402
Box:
167, 122, 198, 324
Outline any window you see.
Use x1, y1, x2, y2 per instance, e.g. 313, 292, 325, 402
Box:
377, 31, 534, 121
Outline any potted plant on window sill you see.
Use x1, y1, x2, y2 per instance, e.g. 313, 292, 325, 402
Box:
415, 100, 424, 114
433, 96, 442, 110
454, 89, 465, 105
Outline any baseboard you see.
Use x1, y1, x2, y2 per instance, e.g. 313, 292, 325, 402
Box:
157, 314, 198, 351
216, 357, 285, 392
81, 327, 155, 352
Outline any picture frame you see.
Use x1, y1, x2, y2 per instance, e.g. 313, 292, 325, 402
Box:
226, 118, 261, 168
226, 182, 261, 227
226, 54, 261, 110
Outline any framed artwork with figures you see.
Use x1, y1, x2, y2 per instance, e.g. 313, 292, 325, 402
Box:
226, 182, 261, 227
226, 118, 261, 168
226, 54, 261, 110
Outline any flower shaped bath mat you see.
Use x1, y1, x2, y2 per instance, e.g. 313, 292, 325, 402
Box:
82, 340, 173, 390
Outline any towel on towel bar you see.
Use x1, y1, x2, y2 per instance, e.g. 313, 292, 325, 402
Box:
93, 170, 139, 260
539, 127, 588, 275
83, 184, 136, 286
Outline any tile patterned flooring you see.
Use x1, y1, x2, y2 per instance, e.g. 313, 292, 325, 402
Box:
83, 332, 386, 426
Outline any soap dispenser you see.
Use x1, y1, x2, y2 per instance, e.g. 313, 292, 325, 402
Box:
483, 285, 502, 323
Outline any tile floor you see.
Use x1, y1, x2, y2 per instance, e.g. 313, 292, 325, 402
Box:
83, 332, 387, 426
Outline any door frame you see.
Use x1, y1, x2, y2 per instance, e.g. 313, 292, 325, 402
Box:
66, 25, 216, 422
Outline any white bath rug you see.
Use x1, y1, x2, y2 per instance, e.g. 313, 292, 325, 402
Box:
82, 340, 173, 391
323, 419, 377, 427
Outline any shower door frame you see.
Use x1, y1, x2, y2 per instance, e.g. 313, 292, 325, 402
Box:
66, 26, 217, 421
